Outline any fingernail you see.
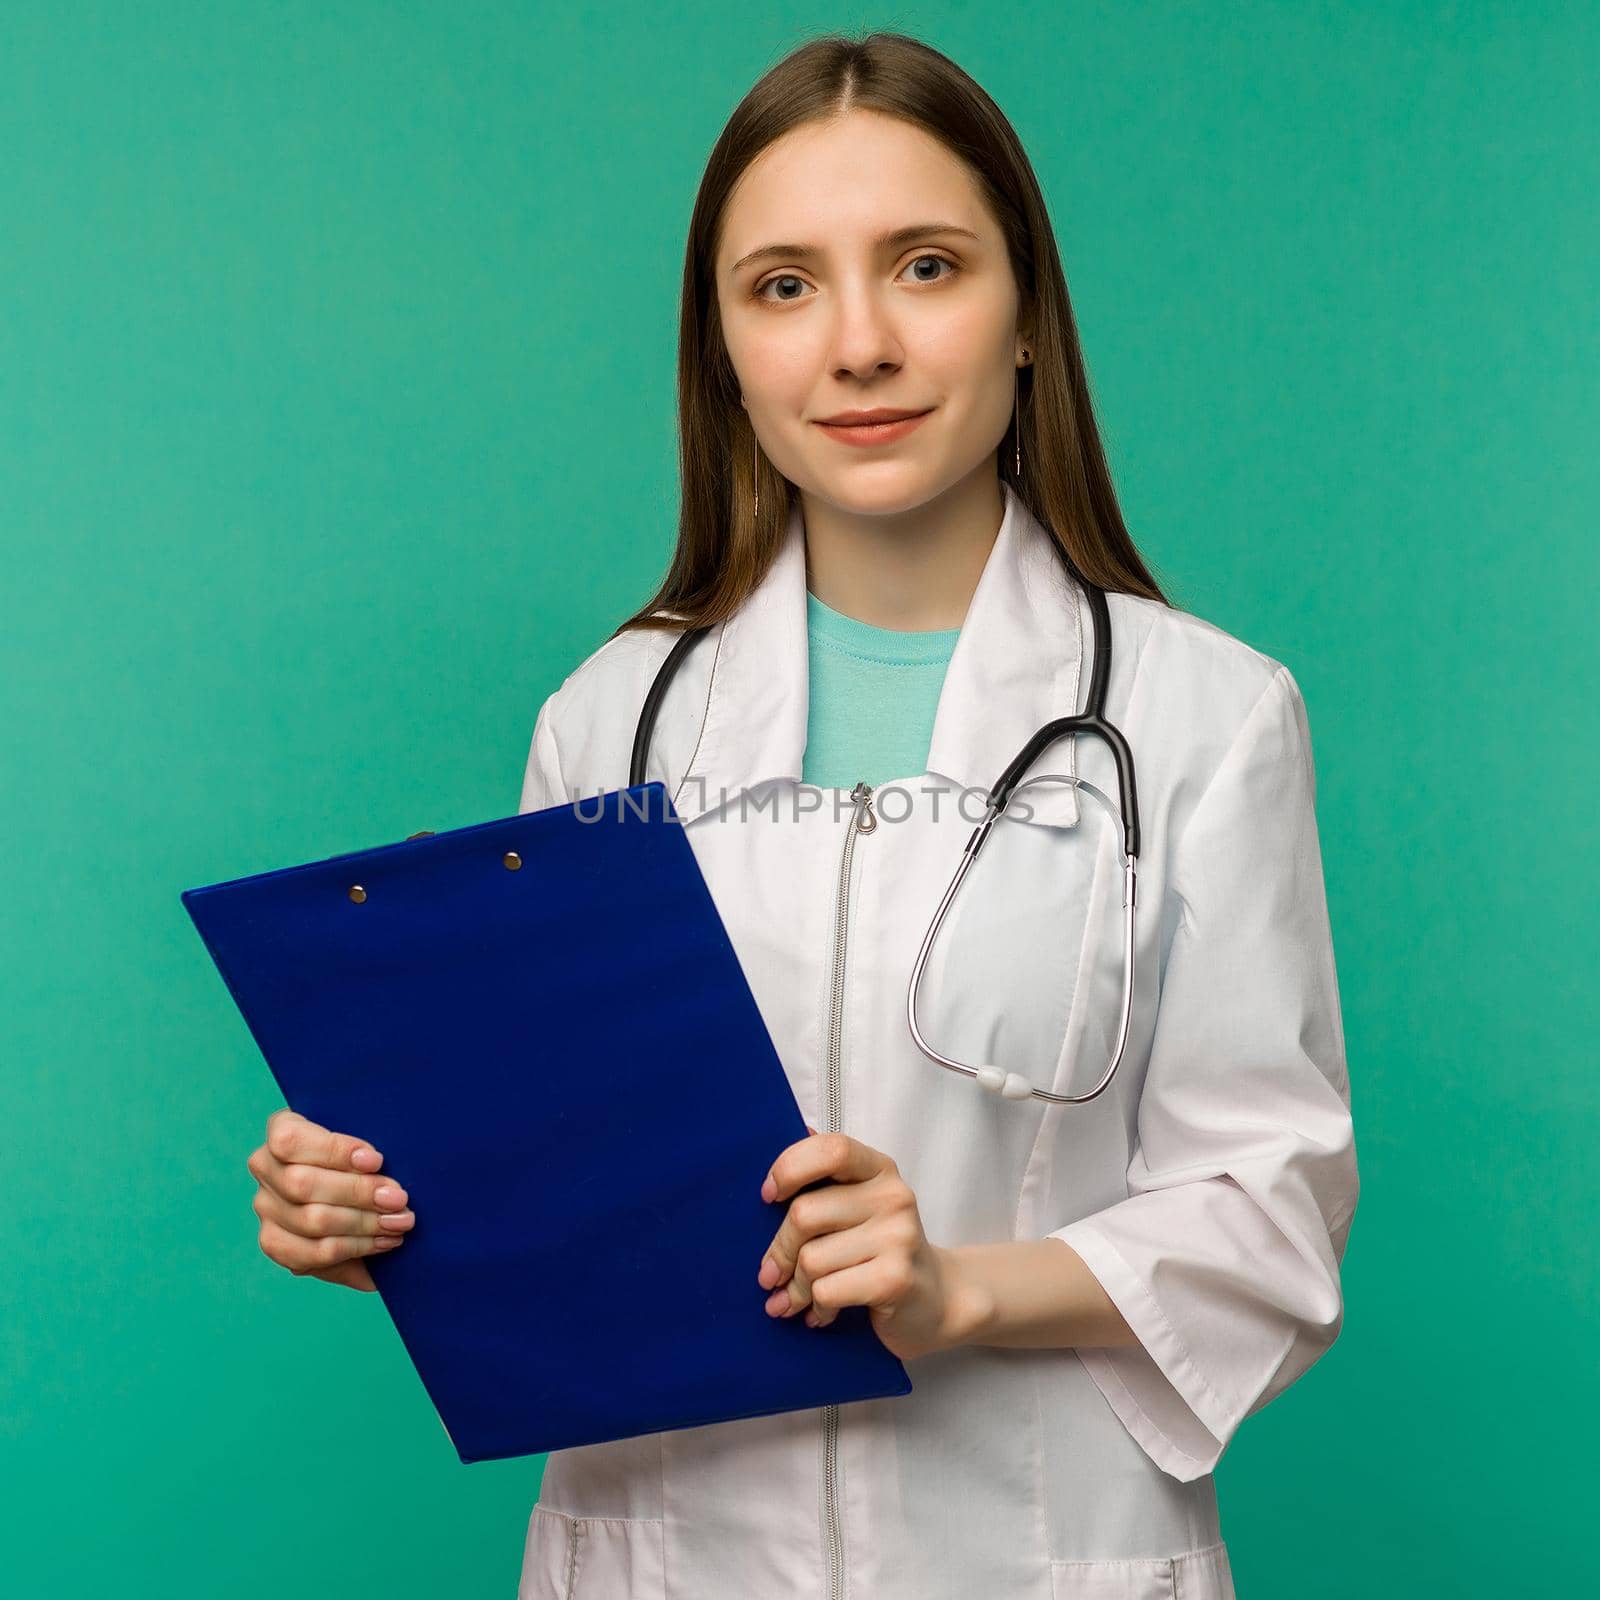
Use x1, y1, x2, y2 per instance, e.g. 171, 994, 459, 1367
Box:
758, 1257, 778, 1288
378, 1210, 414, 1230
353, 1147, 381, 1168
374, 1233, 404, 1249
374, 1185, 406, 1207
761, 1176, 776, 1203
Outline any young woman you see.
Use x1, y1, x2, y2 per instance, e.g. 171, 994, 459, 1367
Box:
248, 30, 1357, 1600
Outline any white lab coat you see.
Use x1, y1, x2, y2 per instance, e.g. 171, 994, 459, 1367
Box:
514, 480, 1358, 1600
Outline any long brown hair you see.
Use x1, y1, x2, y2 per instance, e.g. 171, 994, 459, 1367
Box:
611, 29, 1169, 641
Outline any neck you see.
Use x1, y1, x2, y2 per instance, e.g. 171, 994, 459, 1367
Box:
798, 470, 1002, 630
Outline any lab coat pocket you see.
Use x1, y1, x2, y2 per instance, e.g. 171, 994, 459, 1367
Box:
919, 806, 1103, 1091
518, 1504, 666, 1600
947, 796, 1130, 1108
1049, 1538, 1234, 1600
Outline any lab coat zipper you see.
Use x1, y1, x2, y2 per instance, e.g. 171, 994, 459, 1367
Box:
823, 780, 876, 1600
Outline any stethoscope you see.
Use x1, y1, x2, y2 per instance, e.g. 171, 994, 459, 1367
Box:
628, 542, 1141, 1108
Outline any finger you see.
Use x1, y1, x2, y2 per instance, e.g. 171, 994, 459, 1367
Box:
253, 1118, 408, 1211
253, 1181, 415, 1242
265, 1107, 385, 1175
760, 1183, 871, 1290
804, 1257, 900, 1325
781, 1258, 812, 1314
805, 1290, 839, 1329
774, 1225, 877, 1319
252, 1145, 412, 1215
763, 1132, 885, 1206
258, 1215, 405, 1274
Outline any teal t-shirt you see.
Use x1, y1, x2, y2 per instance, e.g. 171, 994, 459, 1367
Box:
801, 589, 962, 790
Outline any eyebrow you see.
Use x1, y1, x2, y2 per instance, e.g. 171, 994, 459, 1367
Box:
727, 221, 982, 277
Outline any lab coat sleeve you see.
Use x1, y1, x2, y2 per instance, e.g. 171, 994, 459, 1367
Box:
1045, 662, 1358, 1482
517, 695, 568, 814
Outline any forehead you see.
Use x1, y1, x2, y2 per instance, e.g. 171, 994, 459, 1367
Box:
716, 112, 990, 268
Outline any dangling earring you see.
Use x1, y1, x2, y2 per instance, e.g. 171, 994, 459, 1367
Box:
1013, 366, 1020, 476
1013, 347, 1029, 476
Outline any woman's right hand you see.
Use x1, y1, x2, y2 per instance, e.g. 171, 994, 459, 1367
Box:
248, 1108, 415, 1293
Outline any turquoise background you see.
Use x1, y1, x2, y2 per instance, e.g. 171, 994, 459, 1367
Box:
3, 4, 1595, 1594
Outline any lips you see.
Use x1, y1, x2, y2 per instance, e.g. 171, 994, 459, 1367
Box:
812, 408, 935, 448
816, 408, 931, 425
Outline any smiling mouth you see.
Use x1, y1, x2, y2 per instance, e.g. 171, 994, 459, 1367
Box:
819, 416, 934, 428
813, 409, 934, 441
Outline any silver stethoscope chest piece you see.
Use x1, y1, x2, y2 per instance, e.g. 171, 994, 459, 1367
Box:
629, 545, 1142, 1111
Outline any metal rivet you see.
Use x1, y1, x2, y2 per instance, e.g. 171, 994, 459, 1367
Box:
348, 884, 367, 903
502, 850, 522, 870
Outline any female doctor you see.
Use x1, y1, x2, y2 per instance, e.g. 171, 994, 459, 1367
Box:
246, 30, 1358, 1600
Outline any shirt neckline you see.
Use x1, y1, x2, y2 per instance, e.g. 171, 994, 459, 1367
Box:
805, 589, 962, 666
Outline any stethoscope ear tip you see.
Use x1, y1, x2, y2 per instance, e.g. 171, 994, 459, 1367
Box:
975, 1065, 1038, 1100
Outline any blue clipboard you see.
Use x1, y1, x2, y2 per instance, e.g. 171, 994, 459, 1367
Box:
181, 780, 912, 1464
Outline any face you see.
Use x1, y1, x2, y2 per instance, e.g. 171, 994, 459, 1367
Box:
715, 109, 1028, 517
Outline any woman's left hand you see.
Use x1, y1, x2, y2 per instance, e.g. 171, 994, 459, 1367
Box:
757, 1127, 968, 1362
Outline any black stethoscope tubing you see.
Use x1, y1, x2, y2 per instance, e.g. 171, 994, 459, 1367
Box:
629, 547, 1138, 862
625, 531, 1143, 1106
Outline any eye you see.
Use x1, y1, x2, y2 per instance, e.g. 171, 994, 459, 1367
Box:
900, 253, 957, 286
752, 253, 960, 303
754, 272, 813, 305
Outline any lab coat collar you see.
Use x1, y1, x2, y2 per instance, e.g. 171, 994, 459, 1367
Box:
675, 478, 1084, 828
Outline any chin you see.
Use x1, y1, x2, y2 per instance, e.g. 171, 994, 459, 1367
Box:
805, 469, 950, 518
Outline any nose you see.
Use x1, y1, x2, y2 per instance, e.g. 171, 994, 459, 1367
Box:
823, 282, 906, 381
